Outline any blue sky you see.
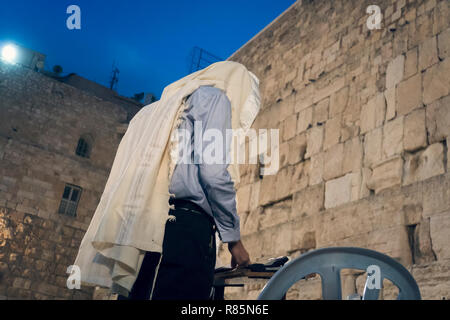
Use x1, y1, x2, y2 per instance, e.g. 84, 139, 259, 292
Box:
0, 0, 295, 99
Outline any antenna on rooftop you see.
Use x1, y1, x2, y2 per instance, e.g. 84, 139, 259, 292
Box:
109, 60, 120, 91
187, 46, 223, 73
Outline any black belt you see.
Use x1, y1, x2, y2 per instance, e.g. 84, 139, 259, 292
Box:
169, 198, 215, 227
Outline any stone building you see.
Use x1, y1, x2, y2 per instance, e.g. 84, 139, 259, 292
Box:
218, 0, 450, 299
0, 57, 143, 299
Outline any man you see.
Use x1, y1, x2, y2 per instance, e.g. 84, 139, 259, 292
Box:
124, 85, 251, 300
74, 61, 261, 300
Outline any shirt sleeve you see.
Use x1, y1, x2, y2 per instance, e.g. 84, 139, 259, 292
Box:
190, 86, 241, 243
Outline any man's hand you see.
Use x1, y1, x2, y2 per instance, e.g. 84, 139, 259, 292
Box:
228, 240, 251, 268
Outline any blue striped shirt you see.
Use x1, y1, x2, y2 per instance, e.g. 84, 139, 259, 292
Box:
169, 85, 240, 242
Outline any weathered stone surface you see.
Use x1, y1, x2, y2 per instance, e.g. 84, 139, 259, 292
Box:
330, 86, 349, 117
259, 199, 291, 230
297, 106, 313, 134
323, 116, 341, 150
364, 127, 383, 168
313, 98, 329, 124
404, 47, 418, 79
290, 161, 309, 193
367, 157, 403, 194
305, 126, 323, 159
292, 183, 324, 218
258, 174, 277, 206
288, 133, 307, 165
438, 28, 450, 59
282, 114, 297, 141
430, 213, 450, 260
382, 116, 404, 159
325, 173, 353, 209
403, 143, 445, 185
309, 153, 324, 186
313, 77, 345, 104
323, 143, 344, 181
360, 93, 386, 134
275, 166, 294, 200
423, 174, 450, 217
397, 73, 422, 115
404, 109, 427, 152
423, 58, 450, 104
294, 84, 314, 113
426, 95, 450, 143
237, 184, 251, 213
343, 137, 363, 174
419, 36, 439, 71
386, 54, 405, 89
384, 88, 396, 121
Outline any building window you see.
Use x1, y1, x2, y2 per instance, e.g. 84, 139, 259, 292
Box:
58, 184, 82, 217
75, 135, 92, 158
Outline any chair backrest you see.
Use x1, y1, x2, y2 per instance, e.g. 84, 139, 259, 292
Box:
257, 247, 421, 300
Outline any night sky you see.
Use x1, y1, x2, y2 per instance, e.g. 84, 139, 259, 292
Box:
0, 0, 295, 99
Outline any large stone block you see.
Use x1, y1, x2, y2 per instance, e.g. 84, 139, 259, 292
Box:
236, 184, 251, 213
361, 93, 386, 134
430, 213, 450, 260
396, 73, 422, 116
305, 126, 323, 159
313, 77, 345, 104
323, 116, 341, 150
384, 88, 396, 121
330, 86, 349, 117
324, 173, 356, 209
282, 114, 297, 141
323, 143, 344, 181
259, 198, 292, 230
403, 143, 445, 185
367, 157, 403, 194
386, 54, 405, 89
286, 134, 306, 165
364, 127, 383, 168
404, 109, 427, 152
309, 153, 324, 186
423, 58, 450, 104
418, 36, 438, 71
312, 98, 329, 124
343, 137, 363, 174
426, 95, 450, 143
295, 84, 315, 113
297, 106, 313, 134
437, 28, 450, 59
290, 160, 309, 193
423, 174, 450, 217
404, 47, 418, 79
258, 174, 277, 206
382, 116, 404, 159
291, 183, 324, 218
275, 166, 294, 201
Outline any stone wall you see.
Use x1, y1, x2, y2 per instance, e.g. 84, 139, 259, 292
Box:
220, 0, 450, 299
0, 61, 129, 299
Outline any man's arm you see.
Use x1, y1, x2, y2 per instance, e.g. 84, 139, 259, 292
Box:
191, 86, 250, 267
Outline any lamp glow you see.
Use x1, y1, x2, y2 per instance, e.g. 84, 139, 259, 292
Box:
1, 44, 18, 63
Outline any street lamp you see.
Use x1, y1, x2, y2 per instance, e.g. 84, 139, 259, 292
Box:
1, 44, 18, 63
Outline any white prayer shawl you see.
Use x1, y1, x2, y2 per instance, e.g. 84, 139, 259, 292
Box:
73, 61, 261, 294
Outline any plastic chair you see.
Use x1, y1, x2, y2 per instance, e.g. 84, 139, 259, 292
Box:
258, 247, 421, 300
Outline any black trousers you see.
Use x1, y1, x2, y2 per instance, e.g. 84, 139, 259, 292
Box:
119, 201, 216, 300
